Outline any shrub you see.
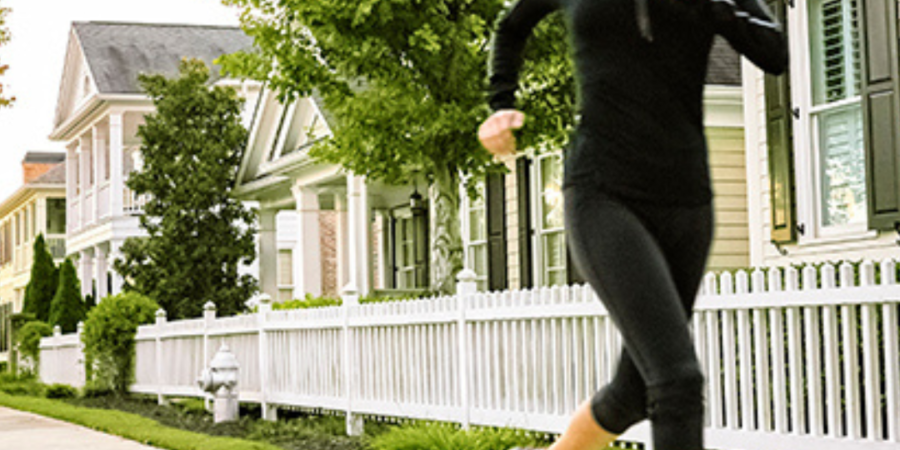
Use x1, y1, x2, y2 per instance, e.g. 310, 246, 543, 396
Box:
22, 234, 59, 322
82, 292, 159, 395
15, 321, 52, 371
45, 383, 78, 399
370, 422, 541, 450
81, 380, 114, 398
0, 373, 46, 397
49, 258, 87, 333
172, 397, 209, 415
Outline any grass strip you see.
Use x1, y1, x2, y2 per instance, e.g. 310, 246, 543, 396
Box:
0, 393, 282, 450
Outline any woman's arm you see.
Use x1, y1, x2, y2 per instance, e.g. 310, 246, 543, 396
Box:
709, 0, 788, 75
488, 0, 562, 111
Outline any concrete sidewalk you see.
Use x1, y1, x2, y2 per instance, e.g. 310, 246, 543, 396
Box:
0, 406, 160, 450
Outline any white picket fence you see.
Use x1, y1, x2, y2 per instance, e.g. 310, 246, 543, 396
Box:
39, 324, 86, 388
40, 260, 900, 450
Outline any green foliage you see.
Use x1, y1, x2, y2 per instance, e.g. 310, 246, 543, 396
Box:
23, 235, 59, 322
270, 291, 440, 311
0, 373, 46, 397
82, 292, 159, 395
0, 2, 13, 108
369, 422, 540, 450
81, 381, 114, 399
44, 383, 78, 399
49, 258, 87, 333
0, 393, 283, 450
217, 0, 580, 292
114, 58, 257, 319
15, 321, 52, 369
172, 397, 209, 416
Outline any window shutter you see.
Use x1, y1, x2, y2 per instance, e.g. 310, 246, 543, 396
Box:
413, 208, 429, 288
516, 157, 534, 288
486, 173, 509, 291
765, 0, 797, 243
861, 0, 900, 229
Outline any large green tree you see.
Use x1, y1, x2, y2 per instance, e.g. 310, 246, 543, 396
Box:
22, 234, 59, 323
113, 59, 257, 319
219, 0, 575, 293
0, 2, 13, 108
48, 258, 86, 333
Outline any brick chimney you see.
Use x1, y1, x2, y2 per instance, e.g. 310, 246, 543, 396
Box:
22, 152, 65, 184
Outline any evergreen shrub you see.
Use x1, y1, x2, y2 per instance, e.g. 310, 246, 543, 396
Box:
48, 258, 86, 333
22, 234, 59, 322
82, 292, 159, 395
15, 320, 52, 372
45, 383, 78, 399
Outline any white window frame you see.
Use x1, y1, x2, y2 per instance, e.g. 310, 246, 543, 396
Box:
277, 247, 294, 302
789, 0, 874, 244
531, 151, 568, 287
460, 179, 489, 291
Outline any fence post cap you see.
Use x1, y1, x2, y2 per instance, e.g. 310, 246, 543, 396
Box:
203, 301, 217, 311
258, 294, 272, 305
457, 268, 477, 282
53, 325, 61, 336
155, 308, 167, 318
341, 282, 358, 297
76, 321, 84, 333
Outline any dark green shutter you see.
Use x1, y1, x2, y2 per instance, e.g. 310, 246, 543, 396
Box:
861, 0, 900, 229
486, 173, 508, 291
413, 207, 429, 288
516, 157, 534, 288
765, 0, 796, 243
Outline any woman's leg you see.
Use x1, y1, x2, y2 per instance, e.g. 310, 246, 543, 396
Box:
555, 188, 713, 450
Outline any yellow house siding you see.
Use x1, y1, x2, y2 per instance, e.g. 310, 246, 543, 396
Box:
708, 127, 751, 272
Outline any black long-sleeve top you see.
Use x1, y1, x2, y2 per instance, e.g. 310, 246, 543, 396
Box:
489, 0, 787, 205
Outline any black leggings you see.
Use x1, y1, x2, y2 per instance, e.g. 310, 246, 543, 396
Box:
564, 186, 713, 450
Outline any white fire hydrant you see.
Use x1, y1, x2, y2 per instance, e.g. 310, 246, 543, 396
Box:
197, 344, 240, 423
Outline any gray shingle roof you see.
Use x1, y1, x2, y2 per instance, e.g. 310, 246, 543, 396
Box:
28, 163, 66, 186
707, 36, 741, 86
23, 151, 66, 164
73, 21, 254, 94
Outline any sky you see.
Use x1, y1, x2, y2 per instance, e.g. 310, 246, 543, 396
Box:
0, 0, 242, 201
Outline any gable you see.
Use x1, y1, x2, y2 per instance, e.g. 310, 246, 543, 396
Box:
53, 29, 99, 130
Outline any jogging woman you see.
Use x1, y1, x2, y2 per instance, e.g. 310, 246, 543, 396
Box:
478, 0, 786, 449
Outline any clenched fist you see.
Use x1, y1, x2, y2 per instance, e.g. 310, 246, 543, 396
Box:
478, 109, 525, 157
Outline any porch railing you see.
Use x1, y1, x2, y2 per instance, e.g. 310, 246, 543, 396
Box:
40, 260, 900, 449
123, 188, 149, 214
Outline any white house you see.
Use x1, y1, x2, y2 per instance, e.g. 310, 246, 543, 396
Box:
237, 38, 751, 301
49, 21, 263, 300
741, 0, 900, 266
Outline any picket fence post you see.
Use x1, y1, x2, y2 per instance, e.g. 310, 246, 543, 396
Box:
76, 321, 85, 387
203, 301, 216, 411
342, 283, 363, 436
258, 294, 276, 421
52, 325, 61, 384
155, 309, 167, 405
456, 269, 477, 430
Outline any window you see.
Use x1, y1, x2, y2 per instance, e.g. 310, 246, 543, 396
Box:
807, 0, 866, 232
392, 207, 427, 290
464, 182, 489, 291
534, 153, 567, 286
277, 249, 293, 302
46, 198, 66, 235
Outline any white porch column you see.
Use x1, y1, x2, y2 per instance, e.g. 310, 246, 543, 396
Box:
109, 241, 124, 296
65, 146, 78, 233
258, 209, 278, 300
333, 193, 350, 292
80, 250, 94, 298
79, 134, 93, 224
346, 175, 370, 296
291, 185, 322, 298
92, 127, 103, 221
109, 114, 124, 217
94, 245, 108, 300
35, 198, 47, 237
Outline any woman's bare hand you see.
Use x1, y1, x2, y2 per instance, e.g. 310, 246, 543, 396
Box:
478, 109, 525, 157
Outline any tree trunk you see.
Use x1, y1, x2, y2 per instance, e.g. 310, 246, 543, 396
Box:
430, 165, 464, 295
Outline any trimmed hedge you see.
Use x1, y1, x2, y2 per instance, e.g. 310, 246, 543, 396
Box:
0, 393, 282, 450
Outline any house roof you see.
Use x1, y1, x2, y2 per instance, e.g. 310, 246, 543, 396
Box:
707, 36, 741, 86
28, 163, 66, 186
72, 21, 254, 94
22, 151, 66, 165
